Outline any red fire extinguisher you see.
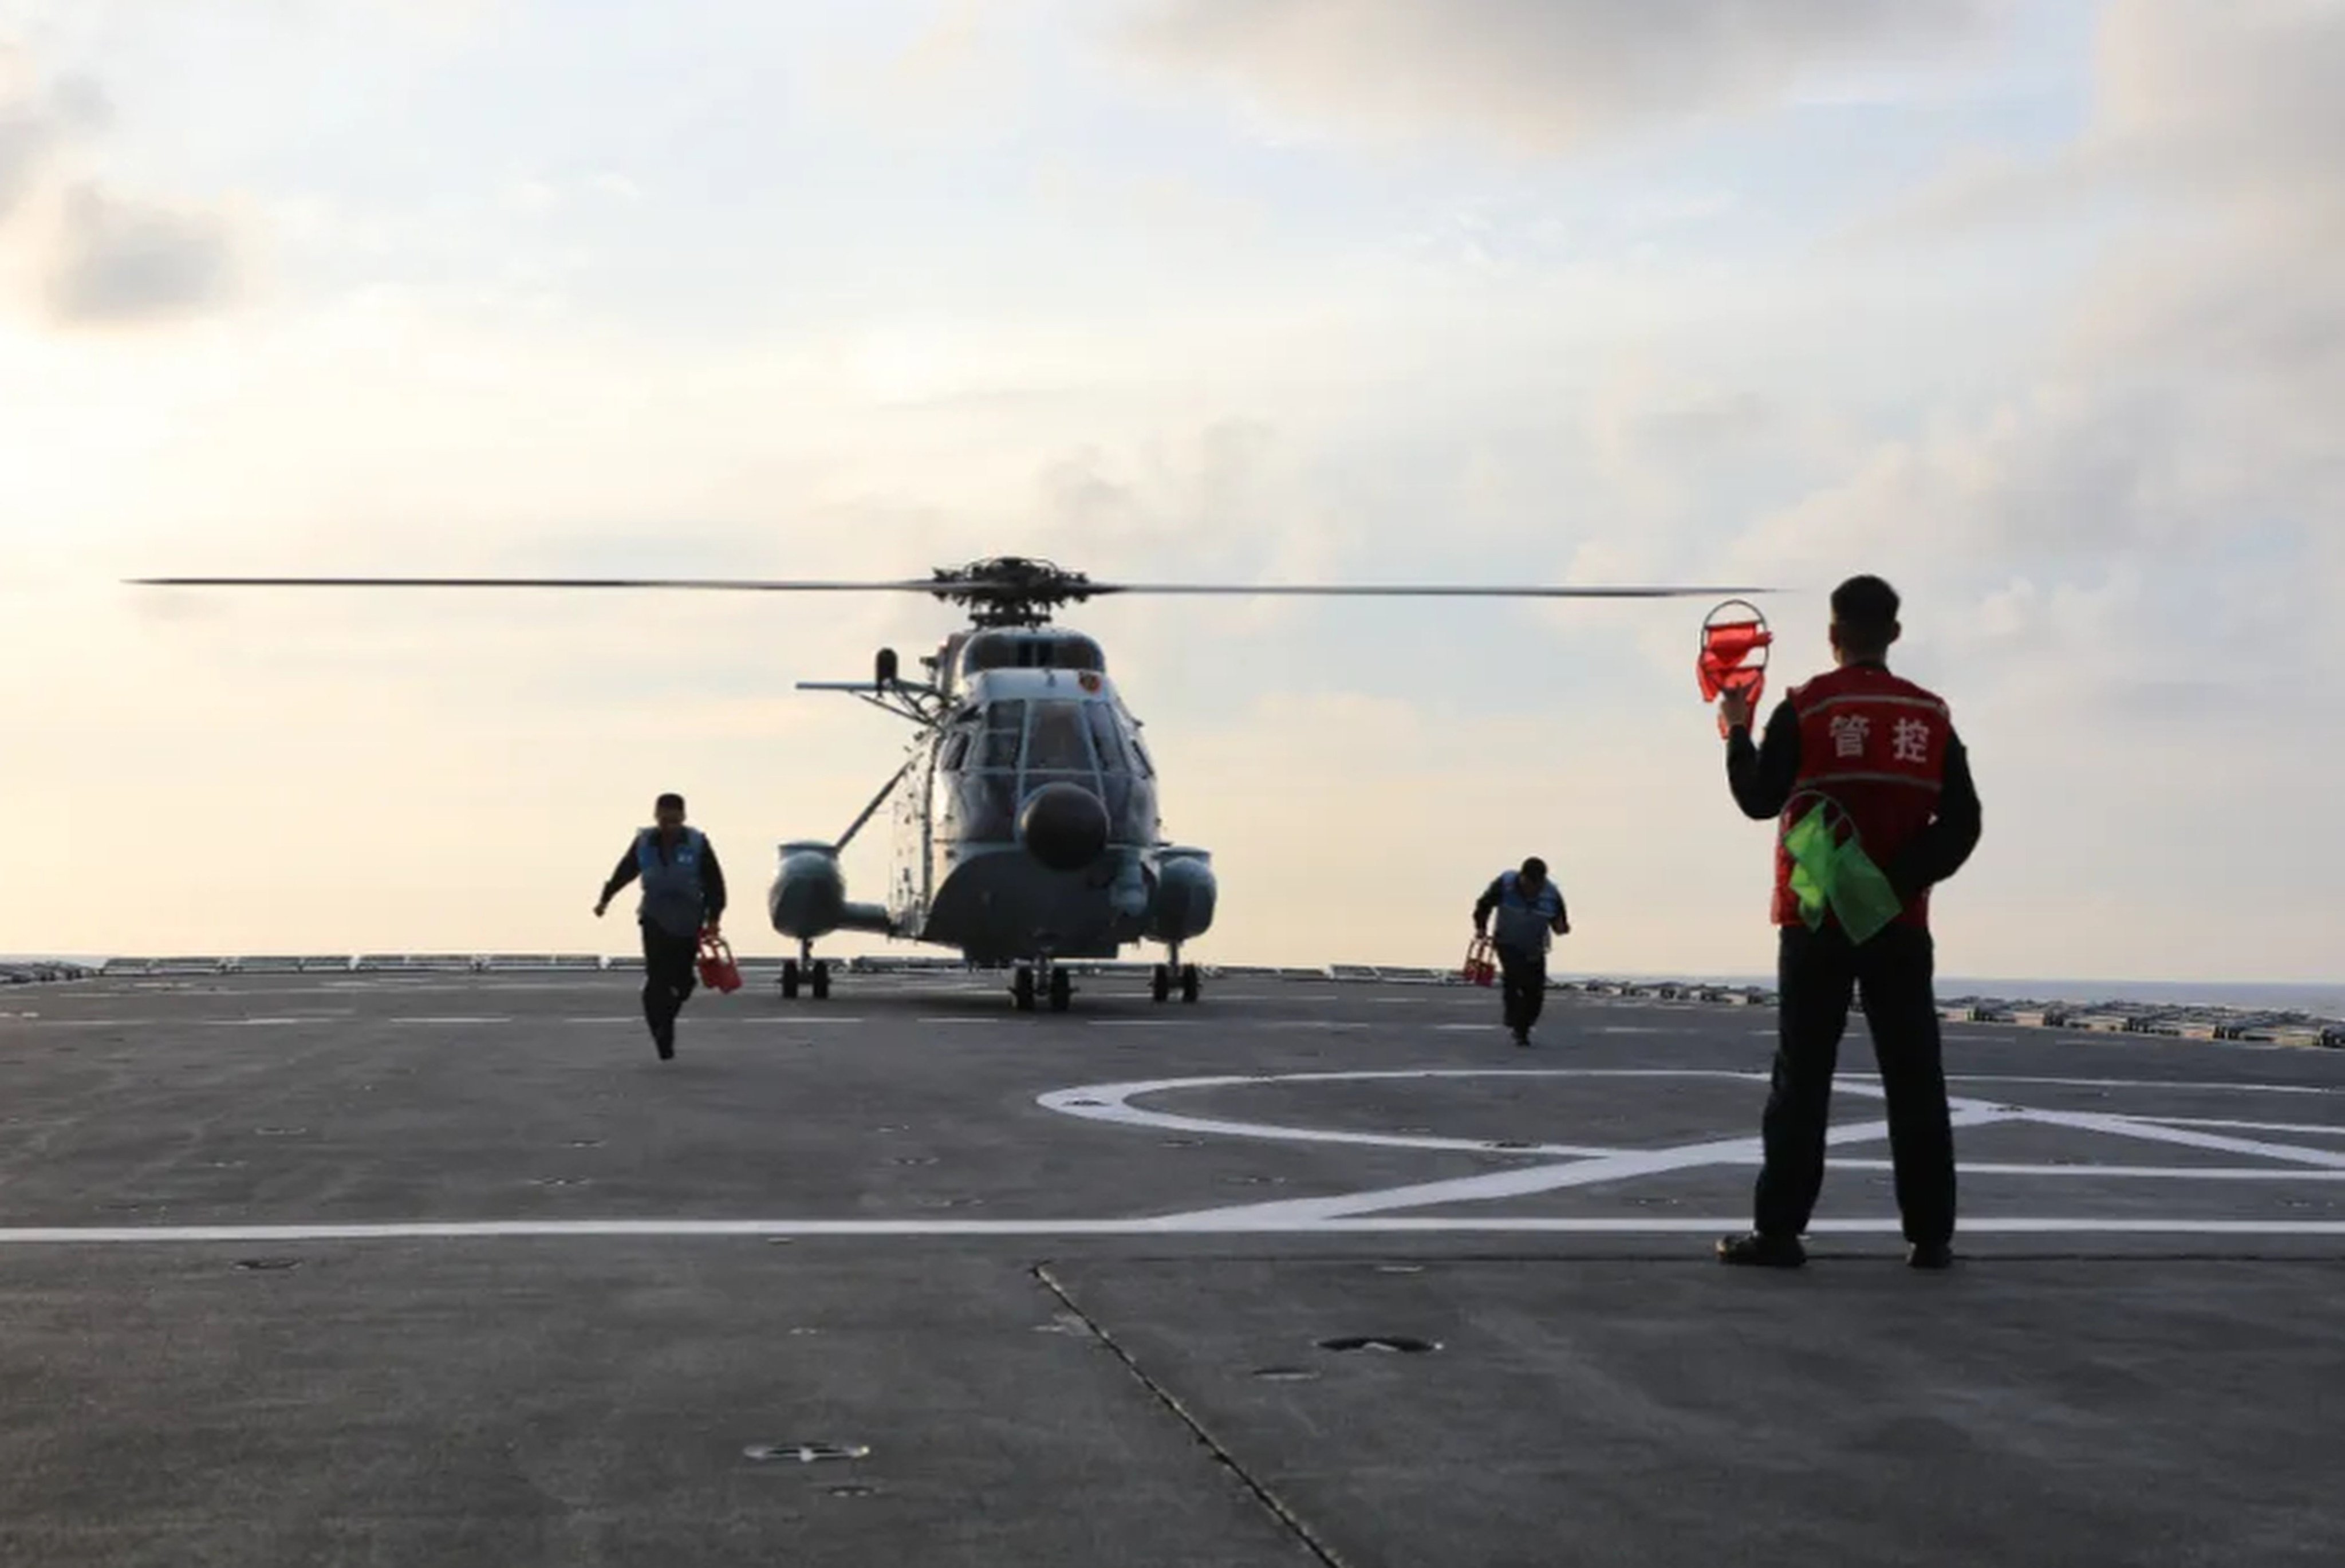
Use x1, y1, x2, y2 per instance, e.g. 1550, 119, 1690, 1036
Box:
1461, 935, 1497, 987
696, 927, 743, 994
1697, 600, 1772, 738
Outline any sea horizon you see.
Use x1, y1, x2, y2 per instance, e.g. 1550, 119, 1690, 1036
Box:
11, 951, 2343, 1021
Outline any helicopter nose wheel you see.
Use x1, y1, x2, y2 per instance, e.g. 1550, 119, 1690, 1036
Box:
1153, 945, 1202, 1004
781, 948, 830, 1002
1012, 962, 1073, 1012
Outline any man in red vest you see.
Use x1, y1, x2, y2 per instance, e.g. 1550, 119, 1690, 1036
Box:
1712, 575, 1981, 1270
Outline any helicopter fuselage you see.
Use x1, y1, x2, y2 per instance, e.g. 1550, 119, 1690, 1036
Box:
767, 625, 1216, 968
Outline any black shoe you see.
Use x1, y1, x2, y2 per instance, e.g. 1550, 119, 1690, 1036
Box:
1717, 1231, 1806, 1268
653, 1021, 675, 1060
1512, 1027, 1531, 1048
1906, 1241, 1953, 1271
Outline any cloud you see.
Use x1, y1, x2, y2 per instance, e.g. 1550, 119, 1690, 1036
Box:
41, 182, 240, 324
0, 48, 245, 328
1867, 1, 2345, 240
0, 51, 105, 222
1727, 5, 2345, 740
1121, 0, 2008, 151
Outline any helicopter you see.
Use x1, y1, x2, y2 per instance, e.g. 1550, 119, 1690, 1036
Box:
129, 556, 1767, 1011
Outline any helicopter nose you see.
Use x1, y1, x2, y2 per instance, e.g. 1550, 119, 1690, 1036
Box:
1018, 781, 1109, 872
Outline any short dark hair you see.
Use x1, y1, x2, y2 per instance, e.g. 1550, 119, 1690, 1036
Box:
655, 792, 685, 811
1830, 574, 1899, 648
1522, 856, 1547, 880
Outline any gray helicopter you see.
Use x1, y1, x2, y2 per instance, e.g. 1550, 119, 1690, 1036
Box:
130, 557, 1764, 1011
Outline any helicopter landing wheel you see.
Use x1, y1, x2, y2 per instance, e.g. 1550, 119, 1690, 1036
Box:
1180, 964, 1201, 1004
1012, 966, 1037, 1012
1049, 967, 1071, 1012
811, 961, 830, 1001
781, 960, 801, 1000
1150, 964, 1171, 1004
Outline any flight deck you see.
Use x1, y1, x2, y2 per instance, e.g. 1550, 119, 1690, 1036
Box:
2, 967, 2340, 1565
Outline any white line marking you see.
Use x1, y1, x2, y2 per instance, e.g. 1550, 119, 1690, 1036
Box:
0, 1218, 2340, 1244
1160, 1104, 2013, 1226
1826, 1160, 2345, 1180
2122, 1116, 2345, 1139
1039, 1076, 1626, 1160
1947, 1074, 2345, 1097
389, 1017, 511, 1026
1037, 1066, 2345, 1231
2014, 1110, 2345, 1171
1038, 1068, 1770, 1165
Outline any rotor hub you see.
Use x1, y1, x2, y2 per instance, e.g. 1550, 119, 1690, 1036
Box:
927, 556, 1093, 628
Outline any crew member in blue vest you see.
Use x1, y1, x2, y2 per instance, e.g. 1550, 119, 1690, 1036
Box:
594, 792, 727, 1060
1472, 857, 1571, 1046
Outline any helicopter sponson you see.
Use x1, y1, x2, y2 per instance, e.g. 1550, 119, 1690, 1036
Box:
768, 841, 890, 942
1151, 847, 1216, 946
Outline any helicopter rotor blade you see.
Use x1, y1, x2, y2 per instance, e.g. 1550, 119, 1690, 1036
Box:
128, 576, 1771, 598
125, 576, 948, 592
1080, 583, 1769, 598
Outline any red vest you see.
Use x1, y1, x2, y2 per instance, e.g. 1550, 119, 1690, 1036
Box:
1771, 664, 1952, 930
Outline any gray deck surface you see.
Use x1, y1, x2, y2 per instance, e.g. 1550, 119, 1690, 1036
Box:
3, 970, 2340, 1565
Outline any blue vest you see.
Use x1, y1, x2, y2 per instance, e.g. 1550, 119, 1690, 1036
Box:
636, 828, 708, 937
1489, 871, 1564, 952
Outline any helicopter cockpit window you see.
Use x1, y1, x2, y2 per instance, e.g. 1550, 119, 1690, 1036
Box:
1085, 702, 1129, 774
956, 633, 1006, 675
940, 728, 972, 771
980, 701, 1024, 769
1023, 700, 1093, 771
1129, 730, 1156, 779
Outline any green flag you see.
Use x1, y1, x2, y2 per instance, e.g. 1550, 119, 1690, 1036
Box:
1782, 801, 1904, 944
1782, 805, 1836, 930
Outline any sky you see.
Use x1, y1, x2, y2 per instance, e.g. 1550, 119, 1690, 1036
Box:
1, 0, 2339, 983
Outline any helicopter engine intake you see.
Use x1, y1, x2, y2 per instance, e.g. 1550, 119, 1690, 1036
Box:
1150, 848, 1216, 943
1018, 781, 1109, 872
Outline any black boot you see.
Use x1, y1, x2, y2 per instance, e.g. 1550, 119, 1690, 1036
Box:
1716, 1231, 1806, 1268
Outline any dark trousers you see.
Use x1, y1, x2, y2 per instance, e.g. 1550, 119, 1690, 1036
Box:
1753, 921, 1956, 1247
1496, 944, 1546, 1034
641, 923, 699, 1035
